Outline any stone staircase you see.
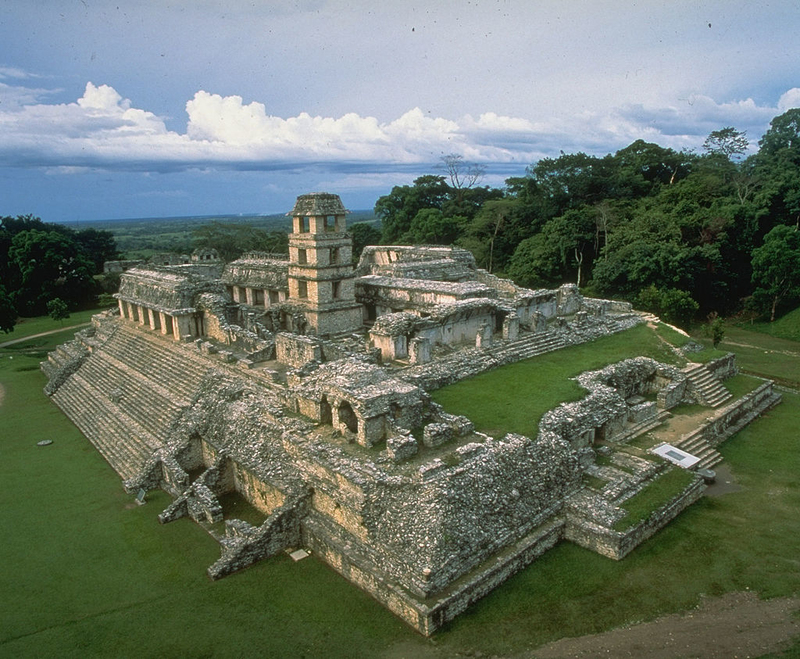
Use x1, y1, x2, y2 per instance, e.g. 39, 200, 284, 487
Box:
401, 329, 567, 390
614, 409, 671, 444
50, 324, 217, 480
671, 430, 724, 470
684, 363, 732, 408
487, 330, 567, 363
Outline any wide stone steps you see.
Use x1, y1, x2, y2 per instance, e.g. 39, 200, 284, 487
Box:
104, 327, 214, 401
52, 374, 160, 480
76, 352, 186, 443
614, 410, 671, 443
684, 364, 732, 408
672, 431, 724, 470
48, 323, 223, 481
488, 331, 567, 363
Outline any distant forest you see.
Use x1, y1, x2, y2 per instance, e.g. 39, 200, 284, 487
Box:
3, 109, 800, 333
370, 109, 800, 326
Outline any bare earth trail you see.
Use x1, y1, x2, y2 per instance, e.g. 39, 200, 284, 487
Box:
527, 592, 800, 659
0, 323, 90, 348
723, 339, 800, 359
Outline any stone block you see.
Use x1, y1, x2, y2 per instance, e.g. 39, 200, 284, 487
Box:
422, 422, 452, 448
386, 433, 418, 462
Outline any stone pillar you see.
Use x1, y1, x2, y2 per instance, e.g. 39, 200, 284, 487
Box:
118, 299, 126, 318
245, 287, 254, 306
475, 321, 492, 348
171, 315, 181, 340
176, 314, 193, 340
147, 308, 159, 331
137, 305, 147, 326
502, 313, 520, 341
126, 301, 136, 322
409, 336, 431, 364
532, 311, 547, 333
159, 311, 169, 335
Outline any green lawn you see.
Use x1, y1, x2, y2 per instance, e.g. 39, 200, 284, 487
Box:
707, 325, 800, 387
432, 323, 684, 438
3, 306, 111, 343
1, 316, 799, 657
739, 305, 800, 343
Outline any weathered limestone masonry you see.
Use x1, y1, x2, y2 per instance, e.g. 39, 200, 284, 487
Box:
42, 191, 782, 636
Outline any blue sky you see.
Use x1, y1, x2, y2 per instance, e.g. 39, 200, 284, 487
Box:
1, 0, 799, 222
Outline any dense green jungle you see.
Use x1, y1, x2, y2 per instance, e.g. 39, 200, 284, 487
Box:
2, 109, 800, 335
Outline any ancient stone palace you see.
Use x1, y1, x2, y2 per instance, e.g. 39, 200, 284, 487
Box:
42, 192, 781, 635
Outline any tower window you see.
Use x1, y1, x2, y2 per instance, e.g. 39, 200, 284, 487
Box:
325, 215, 336, 232
332, 280, 341, 299
298, 281, 308, 298
300, 216, 310, 233
330, 247, 339, 264
298, 248, 307, 264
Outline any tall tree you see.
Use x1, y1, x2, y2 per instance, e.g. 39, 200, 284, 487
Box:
0, 284, 16, 334
8, 229, 96, 315
374, 175, 450, 243
751, 224, 800, 321
703, 127, 749, 160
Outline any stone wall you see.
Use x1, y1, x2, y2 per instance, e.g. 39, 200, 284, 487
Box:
276, 332, 322, 367
564, 476, 705, 559
682, 381, 781, 449
705, 352, 738, 380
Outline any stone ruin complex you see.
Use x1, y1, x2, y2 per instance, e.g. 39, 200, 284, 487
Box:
43, 192, 782, 635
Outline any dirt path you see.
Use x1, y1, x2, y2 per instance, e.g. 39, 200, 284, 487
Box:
649, 408, 716, 444
0, 323, 90, 348
380, 592, 799, 659
723, 339, 800, 359
529, 591, 800, 659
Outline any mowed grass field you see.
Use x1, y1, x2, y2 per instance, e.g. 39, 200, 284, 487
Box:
1, 319, 799, 657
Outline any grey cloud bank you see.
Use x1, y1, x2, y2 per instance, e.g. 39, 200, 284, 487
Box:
1, 0, 799, 220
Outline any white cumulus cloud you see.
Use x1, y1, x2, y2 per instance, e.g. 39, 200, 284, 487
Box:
1, 80, 798, 176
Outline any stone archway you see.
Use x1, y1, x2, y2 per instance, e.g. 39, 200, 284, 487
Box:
320, 396, 332, 424
337, 401, 358, 435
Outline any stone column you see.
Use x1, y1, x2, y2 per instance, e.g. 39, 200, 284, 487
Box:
532, 311, 547, 333
409, 336, 431, 364
502, 313, 520, 341
118, 299, 126, 319
475, 321, 492, 348
171, 315, 181, 340
147, 308, 158, 330
159, 311, 169, 335
137, 305, 147, 326
176, 314, 193, 339
245, 287, 254, 306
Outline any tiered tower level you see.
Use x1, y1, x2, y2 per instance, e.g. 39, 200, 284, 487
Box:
287, 192, 363, 336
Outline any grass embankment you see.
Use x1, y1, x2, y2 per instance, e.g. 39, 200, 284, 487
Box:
432, 323, 682, 438
739, 305, 800, 343
1, 317, 798, 657
613, 468, 696, 531
3, 306, 110, 344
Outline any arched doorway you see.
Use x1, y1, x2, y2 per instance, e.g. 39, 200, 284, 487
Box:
337, 401, 358, 435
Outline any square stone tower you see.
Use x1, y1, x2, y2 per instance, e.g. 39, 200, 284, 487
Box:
287, 192, 364, 336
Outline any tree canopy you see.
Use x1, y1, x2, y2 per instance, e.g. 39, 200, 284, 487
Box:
372, 109, 800, 325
